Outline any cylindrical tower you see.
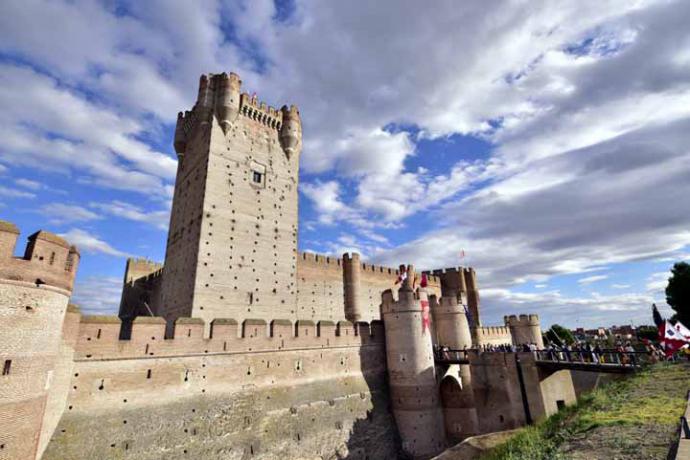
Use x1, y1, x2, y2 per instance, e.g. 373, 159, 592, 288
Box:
343, 252, 362, 322
280, 104, 302, 158
505, 314, 544, 348
463, 268, 481, 328
215, 72, 241, 133
382, 265, 445, 459
432, 294, 478, 442
440, 364, 480, 444
0, 223, 79, 460
195, 74, 215, 123
432, 295, 472, 349
526, 314, 544, 348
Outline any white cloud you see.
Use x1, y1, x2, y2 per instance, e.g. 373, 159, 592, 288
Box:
578, 274, 609, 285
14, 178, 42, 190
90, 200, 169, 231
646, 271, 670, 294
0, 185, 35, 199
481, 286, 666, 328
612, 283, 631, 289
71, 276, 122, 315
300, 181, 348, 225
39, 203, 101, 225
60, 228, 129, 258
2, 0, 690, 327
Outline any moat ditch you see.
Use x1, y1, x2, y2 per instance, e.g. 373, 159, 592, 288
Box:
478, 362, 690, 460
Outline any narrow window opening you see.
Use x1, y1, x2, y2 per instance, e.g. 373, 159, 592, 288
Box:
147, 369, 152, 379
49, 252, 56, 265
252, 171, 263, 184
2, 360, 11, 376
96, 328, 102, 339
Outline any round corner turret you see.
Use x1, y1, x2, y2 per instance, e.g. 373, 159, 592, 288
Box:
279, 104, 302, 159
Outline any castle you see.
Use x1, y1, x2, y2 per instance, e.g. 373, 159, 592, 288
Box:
0, 73, 578, 460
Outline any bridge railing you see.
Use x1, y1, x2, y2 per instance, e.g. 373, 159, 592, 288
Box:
433, 347, 653, 368
535, 349, 651, 367
434, 348, 471, 363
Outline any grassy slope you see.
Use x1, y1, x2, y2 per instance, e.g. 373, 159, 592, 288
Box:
481, 362, 690, 460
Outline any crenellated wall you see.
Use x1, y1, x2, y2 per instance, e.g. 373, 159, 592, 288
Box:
42, 314, 401, 460
0, 224, 79, 292
474, 325, 513, 346
0, 221, 79, 460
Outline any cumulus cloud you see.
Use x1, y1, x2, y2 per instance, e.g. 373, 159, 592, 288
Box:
39, 203, 102, 225
14, 178, 43, 190
2, 1, 690, 326
60, 229, 129, 258
578, 275, 609, 285
0, 185, 35, 199
482, 287, 668, 328
71, 276, 123, 315
90, 200, 170, 231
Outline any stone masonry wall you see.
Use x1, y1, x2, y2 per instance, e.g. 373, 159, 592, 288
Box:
37, 305, 81, 458
296, 253, 345, 321
42, 317, 401, 460
0, 281, 72, 460
475, 326, 513, 346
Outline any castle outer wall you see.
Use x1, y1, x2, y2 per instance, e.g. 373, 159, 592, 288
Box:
42, 316, 401, 460
121, 251, 442, 328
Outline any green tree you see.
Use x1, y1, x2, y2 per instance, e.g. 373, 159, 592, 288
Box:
666, 262, 690, 325
546, 324, 575, 345
636, 325, 658, 342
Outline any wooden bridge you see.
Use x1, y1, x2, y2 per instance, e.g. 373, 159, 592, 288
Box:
434, 348, 651, 374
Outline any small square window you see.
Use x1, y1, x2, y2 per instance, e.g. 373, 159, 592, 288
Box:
252, 171, 263, 184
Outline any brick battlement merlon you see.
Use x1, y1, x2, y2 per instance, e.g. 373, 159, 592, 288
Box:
504, 313, 540, 327
0, 220, 80, 292
240, 92, 284, 130
477, 325, 511, 336
75, 315, 384, 360
299, 251, 343, 266
425, 266, 475, 276
0, 219, 20, 234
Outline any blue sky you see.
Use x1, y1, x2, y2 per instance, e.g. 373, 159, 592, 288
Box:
1, 0, 689, 328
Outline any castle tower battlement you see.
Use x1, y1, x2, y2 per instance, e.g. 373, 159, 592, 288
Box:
504, 313, 544, 348
0, 220, 80, 460
0, 220, 79, 292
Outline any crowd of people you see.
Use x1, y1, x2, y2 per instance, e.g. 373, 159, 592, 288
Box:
433, 340, 664, 366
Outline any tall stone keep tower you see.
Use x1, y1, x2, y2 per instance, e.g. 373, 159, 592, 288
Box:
159, 72, 302, 329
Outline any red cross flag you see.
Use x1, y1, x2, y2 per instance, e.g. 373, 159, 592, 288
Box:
660, 320, 690, 357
